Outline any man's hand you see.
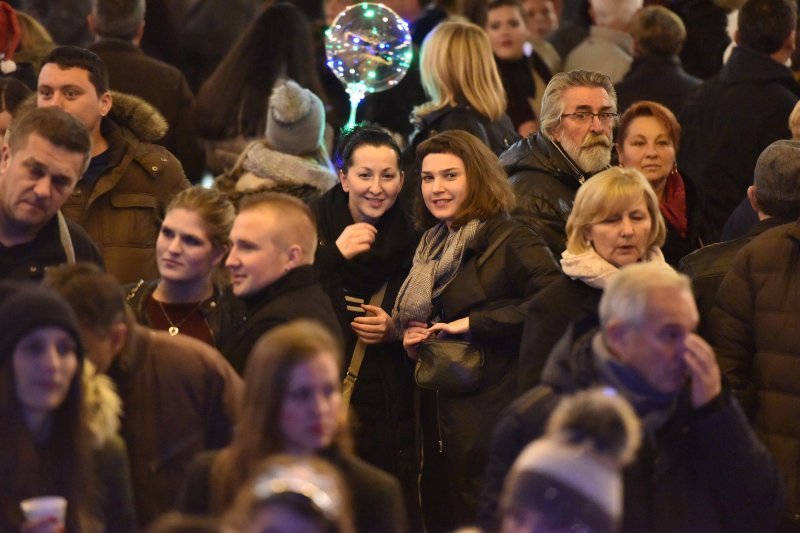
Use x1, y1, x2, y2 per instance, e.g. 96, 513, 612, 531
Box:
336, 223, 377, 259
352, 304, 396, 344
684, 333, 722, 408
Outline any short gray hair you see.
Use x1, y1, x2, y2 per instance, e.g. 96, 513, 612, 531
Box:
753, 139, 800, 219
539, 70, 617, 140
599, 263, 691, 328
92, 0, 145, 40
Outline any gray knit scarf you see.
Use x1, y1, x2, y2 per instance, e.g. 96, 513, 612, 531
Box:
392, 219, 484, 328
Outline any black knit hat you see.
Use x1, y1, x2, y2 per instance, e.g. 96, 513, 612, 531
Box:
0, 281, 83, 364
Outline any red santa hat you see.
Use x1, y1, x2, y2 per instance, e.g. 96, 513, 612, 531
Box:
0, 2, 20, 74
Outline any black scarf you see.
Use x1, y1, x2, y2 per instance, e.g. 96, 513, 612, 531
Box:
314, 183, 418, 295
495, 55, 537, 128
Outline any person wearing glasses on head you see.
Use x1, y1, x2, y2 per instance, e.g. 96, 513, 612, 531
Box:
501, 70, 617, 258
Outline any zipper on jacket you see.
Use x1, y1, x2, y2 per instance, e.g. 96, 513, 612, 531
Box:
435, 390, 443, 453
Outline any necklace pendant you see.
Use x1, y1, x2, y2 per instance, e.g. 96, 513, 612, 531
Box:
168, 326, 179, 336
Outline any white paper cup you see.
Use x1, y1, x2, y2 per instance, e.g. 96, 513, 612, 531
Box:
20, 496, 67, 525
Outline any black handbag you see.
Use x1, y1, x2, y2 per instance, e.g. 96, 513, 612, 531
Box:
415, 338, 484, 393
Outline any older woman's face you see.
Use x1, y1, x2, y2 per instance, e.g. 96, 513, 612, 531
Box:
617, 116, 676, 195
280, 352, 341, 455
13, 326, 78, 418
586, 195, 652, 267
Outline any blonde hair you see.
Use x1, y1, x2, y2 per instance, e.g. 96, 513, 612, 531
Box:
565, 166, 666, 254
414, 19, 507, 122
789, 100, 800, 139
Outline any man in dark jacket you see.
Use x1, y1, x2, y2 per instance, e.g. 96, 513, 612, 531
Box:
615, 6, 701, 115
0, 107, 103, 280
88, 0, 205, 183
479, 262, 785, 532
222, 192, 343, 373
37, 45, 190, 284
679, 139, 800, 334
678, 0, 800, 242
43, 262, 243, 528
501, 70, 617, 256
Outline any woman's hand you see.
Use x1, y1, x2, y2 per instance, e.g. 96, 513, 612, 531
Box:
428, 317, 469, 336
336, 223, 377, 260
352, 304, 396, 344
402, 320, 432, 360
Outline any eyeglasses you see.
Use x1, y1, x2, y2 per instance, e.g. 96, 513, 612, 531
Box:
560, 111, 619, 124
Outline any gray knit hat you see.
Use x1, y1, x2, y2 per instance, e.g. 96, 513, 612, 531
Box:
266, 80, 325, 156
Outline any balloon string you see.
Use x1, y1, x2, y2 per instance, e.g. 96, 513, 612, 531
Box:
346, 83, 368, 129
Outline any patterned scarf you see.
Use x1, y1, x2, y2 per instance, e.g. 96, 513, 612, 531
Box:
392, 219, 484, 328
560, 246, 667, 289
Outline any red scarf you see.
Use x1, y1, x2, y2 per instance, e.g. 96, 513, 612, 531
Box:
660, 170, 688, 238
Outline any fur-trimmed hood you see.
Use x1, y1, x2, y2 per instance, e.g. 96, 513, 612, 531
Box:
18, 90, 168, 142
83, 360, 123, 449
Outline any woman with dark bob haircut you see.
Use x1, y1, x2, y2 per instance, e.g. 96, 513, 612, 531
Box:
177, 320, 408, 532
393, 130, 560, 532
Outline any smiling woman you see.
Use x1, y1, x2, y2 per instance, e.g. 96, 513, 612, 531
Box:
394, 130, 560, 532
124, 186, 244, 348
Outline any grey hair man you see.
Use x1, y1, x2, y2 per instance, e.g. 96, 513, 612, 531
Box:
0, 106, 103, 280
480, 262, 785, 532
501, 70, 617, 256
680, 139, 800, 333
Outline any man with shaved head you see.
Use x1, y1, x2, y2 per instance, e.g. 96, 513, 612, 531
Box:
221, 192, 342, 373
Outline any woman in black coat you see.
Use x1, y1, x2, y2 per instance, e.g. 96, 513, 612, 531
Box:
177, 320, 408, 533
310, 125, 420, 526
616, 100, 705, 265
518, 167, 671, 392
395, 131, 560, 532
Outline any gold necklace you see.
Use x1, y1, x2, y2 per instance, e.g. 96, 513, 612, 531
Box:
156, 299, 205, 336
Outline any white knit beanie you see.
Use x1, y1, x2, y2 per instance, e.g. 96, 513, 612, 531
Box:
266, 79, 325, 156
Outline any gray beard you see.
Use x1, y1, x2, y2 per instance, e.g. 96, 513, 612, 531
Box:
559, 133, 612, 174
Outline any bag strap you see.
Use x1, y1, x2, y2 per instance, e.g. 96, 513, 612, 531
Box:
476, 226, 515, 268
342, 280, 389, 417
57, 211, 76, 264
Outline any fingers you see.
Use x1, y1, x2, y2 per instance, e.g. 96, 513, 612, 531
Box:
684, 333, 722, 408
336, 224, 378, 259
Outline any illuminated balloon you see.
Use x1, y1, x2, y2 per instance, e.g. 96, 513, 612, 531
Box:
325, 2, 413, 128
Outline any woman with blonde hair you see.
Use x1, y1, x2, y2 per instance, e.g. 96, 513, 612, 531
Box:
178, 320, 408, 533
395, 131, 559, 532
518, 166, 670, 391
402, 20, 519, 210
125, 186, 244, 348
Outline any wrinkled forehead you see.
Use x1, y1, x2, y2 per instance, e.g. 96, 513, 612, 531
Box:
561, 86, 614, 112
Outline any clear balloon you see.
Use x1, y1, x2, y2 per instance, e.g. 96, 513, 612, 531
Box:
325, 2, 413, 127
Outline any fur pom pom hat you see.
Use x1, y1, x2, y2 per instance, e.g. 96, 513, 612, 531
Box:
266, 79, 325, 156
0, 2, 19, 74
501, 388, 641, 533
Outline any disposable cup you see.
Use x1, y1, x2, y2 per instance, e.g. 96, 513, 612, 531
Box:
20, 496, 67, 525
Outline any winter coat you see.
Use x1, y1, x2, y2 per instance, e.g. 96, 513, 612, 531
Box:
615, 55, 701, 116
564, 26, 634, 83
706, 220, 800, 523
679, 216, 792, 335
310, 184, 420, 518
501, 132, 594, 257
479, 328, 786, 532
89, 39, 205, 183
108, 324, 243, 527
220, 265, 344, 374
124, 279, 246, 349
401, 105, 518, 217
178, 447, 409, 533
59, 92, 190, 285
678, 45, 800, 242
83, 363, 137, 532
518, 275, 602, 392
417, 214, 560, 532
0, 212, 104, 281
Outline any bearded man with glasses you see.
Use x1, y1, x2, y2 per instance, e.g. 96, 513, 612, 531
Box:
501, 70, 617, 257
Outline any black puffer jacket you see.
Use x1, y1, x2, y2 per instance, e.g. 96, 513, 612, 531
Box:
418, 214, 560, 532
501, 132, 595, 257
480, 328, 785, 532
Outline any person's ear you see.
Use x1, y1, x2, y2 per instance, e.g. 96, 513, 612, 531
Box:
99, 91, 112, 118
0, 143, 12, 174
339, 169, 348, 191
604, 320, 628, 360
109, 322, 128, 357
210, 244, 228, 267
397, 170, 405, 190
285, 244, 304, 270
746, 185, 759, 213
733, 29, 741, 46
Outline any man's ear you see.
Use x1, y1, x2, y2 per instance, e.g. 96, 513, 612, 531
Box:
0, 143, 11, 174
99, 91, 112, 118
746, 185, 758, 213
109, 322, 128, 357
87, 13, 97, 36
285, 244, 304, 271
603, 320, 628, 359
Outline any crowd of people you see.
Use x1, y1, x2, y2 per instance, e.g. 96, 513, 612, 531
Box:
1, 0, 800, 531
